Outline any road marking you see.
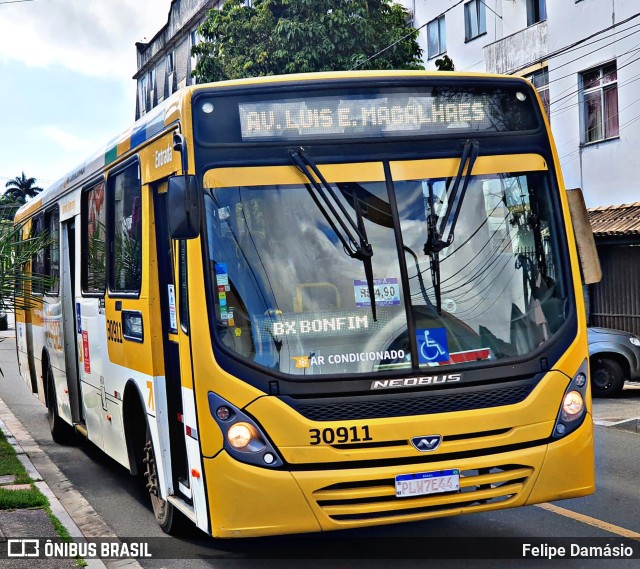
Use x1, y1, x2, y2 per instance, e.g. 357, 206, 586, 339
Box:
536, 503, 640, 539
594, 417, 640, 427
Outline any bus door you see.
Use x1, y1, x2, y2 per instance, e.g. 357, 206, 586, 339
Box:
152, 181, 190, 500
60, 217, 83, 424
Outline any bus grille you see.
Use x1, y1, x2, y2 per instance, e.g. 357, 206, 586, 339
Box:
312, 464, 532, 522
295, 384, 535, 421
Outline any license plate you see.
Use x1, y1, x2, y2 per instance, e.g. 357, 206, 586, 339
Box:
395, 469, 460, 498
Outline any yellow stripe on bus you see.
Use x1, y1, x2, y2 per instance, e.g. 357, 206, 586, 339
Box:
390, 154, 547, 180
204, 162, 386, 188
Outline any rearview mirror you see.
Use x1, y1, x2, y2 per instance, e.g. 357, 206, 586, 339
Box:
566, 188, 602, 284
167, 175, 201, 239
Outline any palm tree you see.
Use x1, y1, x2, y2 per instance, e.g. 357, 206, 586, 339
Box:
4, 172, 43, 205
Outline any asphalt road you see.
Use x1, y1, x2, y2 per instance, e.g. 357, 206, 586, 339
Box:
1, 330, 640, 568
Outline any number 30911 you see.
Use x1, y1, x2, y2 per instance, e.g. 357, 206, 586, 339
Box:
309, 425, 373, 445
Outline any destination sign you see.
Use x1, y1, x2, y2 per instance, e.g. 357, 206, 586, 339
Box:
237, 90, 535, 141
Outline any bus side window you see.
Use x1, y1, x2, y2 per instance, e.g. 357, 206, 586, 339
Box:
82, 181, 107, 294
108, 163, 142, 294
31, 215, 45, 295
45, 207, 60, 295
15, 224, 25, 297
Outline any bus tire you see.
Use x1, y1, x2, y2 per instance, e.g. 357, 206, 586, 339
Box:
45, 364, 74, 444
591, 357, 625, 398
143, 424, 188, 535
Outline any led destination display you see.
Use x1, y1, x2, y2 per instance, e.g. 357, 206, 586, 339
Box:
237, 89, 536, 141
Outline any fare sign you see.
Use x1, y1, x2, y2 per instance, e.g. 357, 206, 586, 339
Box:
238, 92, 494, 141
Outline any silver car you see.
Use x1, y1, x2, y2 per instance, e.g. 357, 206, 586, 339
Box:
588, 327, 640, 397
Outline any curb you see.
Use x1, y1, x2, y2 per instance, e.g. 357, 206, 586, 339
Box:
0, 398, 143, 569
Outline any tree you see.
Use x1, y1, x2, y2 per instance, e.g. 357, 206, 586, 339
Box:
1, 172, 44, 221
435, 55, 455, 71
3, 172, 43, 205
0, 220, 53, 361
192, 0, 423, 82
0, 222, 52, 312
0, 195, 21, 222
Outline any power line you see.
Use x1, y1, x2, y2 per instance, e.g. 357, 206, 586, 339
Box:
548, 52, 640, 126
541, 11, 640, 66
350, 0, 475, 70
0, 0, 38, 4
349, 20, 427, 71
547, 24, 640, 95
550, 43, 640, 111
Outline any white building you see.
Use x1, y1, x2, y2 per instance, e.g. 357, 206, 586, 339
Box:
134, 0, 225, 120
398, 0, 640, 207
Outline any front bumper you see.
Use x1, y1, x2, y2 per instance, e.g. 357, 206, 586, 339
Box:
204, 417, 594, 538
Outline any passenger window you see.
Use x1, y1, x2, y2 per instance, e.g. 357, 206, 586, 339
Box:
82, 181, 107, 294
108, 163, 142, 294
45, 208, 59, 295
31, 215, 45, 295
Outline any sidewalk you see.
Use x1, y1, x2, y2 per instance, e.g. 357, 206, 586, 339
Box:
0, 317, 141, 569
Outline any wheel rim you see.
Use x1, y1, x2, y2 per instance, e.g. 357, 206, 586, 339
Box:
593, 367, 612, 390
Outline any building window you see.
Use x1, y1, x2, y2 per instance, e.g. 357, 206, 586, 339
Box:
148, 69, 156, 107
526, 68, 550, 119
527, 0, 547, 26
464, 0, 486, 41
581, 62, 619, 144
139, 75, 148, 115
427, 15, 446, 59
190, 29, 201, 85
166, 52, 176, 96
166, 52, 174, 75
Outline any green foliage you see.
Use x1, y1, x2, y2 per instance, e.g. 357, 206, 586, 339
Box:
0, 197, 21, 222
0, 431, 79, 565
0, 221, 54, 314
193, 0, 423, 82
0, 430, 47, 509
114, 229, 142, 292
0, 430, 31, 484
1, 172, 43, 221
86, 219, 106, 294
3, 172, 43, 205
435, 54, 455, 71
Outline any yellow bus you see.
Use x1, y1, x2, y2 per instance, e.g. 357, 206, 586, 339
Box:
14, 71, 596, 538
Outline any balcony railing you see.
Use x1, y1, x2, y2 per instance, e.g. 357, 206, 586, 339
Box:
484, 21, 548, 75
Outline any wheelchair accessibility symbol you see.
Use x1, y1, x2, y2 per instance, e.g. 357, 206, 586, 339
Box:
416, 328, 450, 364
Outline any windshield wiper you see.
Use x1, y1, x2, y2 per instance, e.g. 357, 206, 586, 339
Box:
289, 147, 377, 321
424, 139, 480, 313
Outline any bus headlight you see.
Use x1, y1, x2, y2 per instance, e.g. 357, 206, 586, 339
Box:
552, 360, 589, 439
227, 422, 260, 450
561, 391, 584, 419
208, 392, 284, 468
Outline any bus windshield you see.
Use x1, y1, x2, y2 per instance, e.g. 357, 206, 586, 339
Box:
203, 156, 568, 378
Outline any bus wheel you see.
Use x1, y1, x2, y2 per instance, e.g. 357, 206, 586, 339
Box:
46, 365, 74, 444
143, 426, 185, 534
591, 357, 624, 398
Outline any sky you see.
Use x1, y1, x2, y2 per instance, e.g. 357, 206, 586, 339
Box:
0, 0, 173, 191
